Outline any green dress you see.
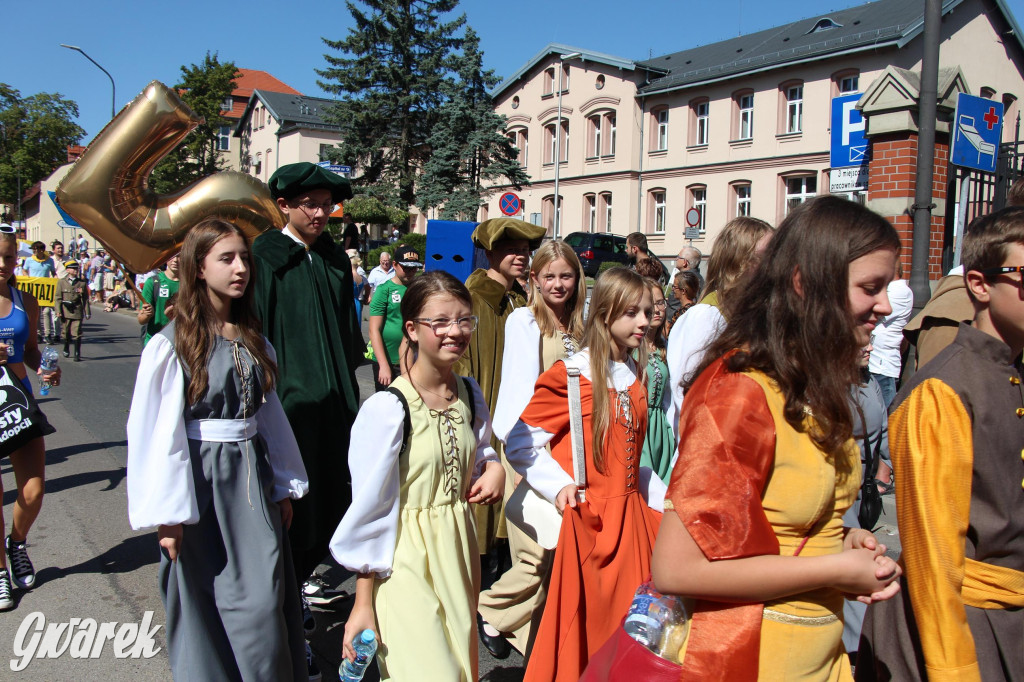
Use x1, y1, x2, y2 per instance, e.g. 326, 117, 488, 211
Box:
641, 350, 676, 483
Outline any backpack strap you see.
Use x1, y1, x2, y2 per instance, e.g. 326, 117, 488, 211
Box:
460, 376, 476, 426
386, 385, 412, 458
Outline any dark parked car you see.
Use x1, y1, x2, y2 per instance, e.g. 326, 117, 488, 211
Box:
563, 232, 629, 276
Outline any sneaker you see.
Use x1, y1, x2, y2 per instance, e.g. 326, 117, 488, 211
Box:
305, 641, 322, 682
5, 536, 34, 590
302, 575, 349, 607
0, 570, 13, 611
301, 594, 316, 636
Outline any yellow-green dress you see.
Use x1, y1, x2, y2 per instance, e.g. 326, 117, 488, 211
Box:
330, 375, 495, 681
666, 357, 860, 681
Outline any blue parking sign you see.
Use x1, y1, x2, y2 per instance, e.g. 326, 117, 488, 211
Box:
830, 94, 869, 168
951, 93, 1003, 173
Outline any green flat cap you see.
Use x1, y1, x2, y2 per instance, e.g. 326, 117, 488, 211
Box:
472, 218, 546, 250
268, 162, 353, 203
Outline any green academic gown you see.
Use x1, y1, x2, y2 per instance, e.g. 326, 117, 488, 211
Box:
454, 268, 527, 552
253, 228, 364, 575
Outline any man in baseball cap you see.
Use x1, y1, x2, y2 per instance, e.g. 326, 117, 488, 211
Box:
368, 244, 422, 392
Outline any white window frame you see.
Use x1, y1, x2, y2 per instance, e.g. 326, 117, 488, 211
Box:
691, 188, 707, 234
603, 193, 613, 233
656, 110, 668, 151
218, 126, 231, 151
590, 115, 602, 159
785, 176, 817, 214
586, 195, 597, 232
786, 85, 803, 134
839, 75, 859, 94
738, 94, 754, 140
735, 184, 751, 217
654, 191, 667, 234
545, 123, 557, 164
695, 101, 709, 145
607, 113, 617, 156
221, 97, 233, 111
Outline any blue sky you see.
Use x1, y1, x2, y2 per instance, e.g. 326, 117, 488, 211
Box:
6, 0, 1024, 143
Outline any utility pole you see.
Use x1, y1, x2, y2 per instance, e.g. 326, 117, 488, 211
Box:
909, 0, 941, 314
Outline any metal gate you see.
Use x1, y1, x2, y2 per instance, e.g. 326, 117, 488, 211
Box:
943, 115, 1024, 271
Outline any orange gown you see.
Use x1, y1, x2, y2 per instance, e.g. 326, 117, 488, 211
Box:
519, 360, 663, 682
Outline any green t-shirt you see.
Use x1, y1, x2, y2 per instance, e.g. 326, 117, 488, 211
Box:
142, 271, 180, 346
369, 278, 406, 365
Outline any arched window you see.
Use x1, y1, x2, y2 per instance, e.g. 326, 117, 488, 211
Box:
690, 98, 709, 146
733, 90, 754, 140
583, 193, 597, 232
651, 107, 669, 152
648, 188, 667, 234
600, 192, 613, 233
688, 185, 707, 234
544, 120, 569, 164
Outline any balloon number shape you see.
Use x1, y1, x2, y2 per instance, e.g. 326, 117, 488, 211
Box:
56, 80, 284, 274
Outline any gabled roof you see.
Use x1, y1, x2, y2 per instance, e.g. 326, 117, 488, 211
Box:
233, 90, 342, 137
222, 69, 302, 120
636, 0, 1024, 95
233, 69, 301, 98
492, 43, 668, 99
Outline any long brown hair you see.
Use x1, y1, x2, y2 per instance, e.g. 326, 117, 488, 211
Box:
691, 196, 900, 454
703, 216, 773, 303
579, 267, 649, 473
528, 241, 585, 341
175, 218, 276, 405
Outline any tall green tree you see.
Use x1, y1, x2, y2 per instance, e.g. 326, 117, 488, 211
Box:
0, 84, 85, 215
317, 0, 465, 207
149, 53, 238, 195
417, 29, 530, 220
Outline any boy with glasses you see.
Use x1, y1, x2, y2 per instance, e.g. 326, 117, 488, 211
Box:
253, 162, 363, 680
368, 245, 422, 391
861, 206, 1024, 680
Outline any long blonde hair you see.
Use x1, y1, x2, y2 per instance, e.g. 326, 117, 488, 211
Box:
528, 241, 586, 341
578, 267, 648, 474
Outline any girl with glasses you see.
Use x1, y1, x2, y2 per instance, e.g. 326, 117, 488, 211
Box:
332, 271, 504, 681
479, 241, 586, 658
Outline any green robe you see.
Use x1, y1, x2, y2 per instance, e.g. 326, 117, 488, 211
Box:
454, 268, 527, 551
252, 229, 364, 563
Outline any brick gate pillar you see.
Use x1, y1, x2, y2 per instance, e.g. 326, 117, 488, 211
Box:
858, 66, 968, 279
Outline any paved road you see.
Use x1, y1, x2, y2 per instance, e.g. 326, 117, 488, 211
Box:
0, 308, 897, 680
0, 309, 525, 680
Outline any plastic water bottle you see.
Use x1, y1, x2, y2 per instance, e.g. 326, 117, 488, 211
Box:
622, 582, 660, 647
39, 347, 59, 397
339, 629, 377, 681
622, 581, 690, 663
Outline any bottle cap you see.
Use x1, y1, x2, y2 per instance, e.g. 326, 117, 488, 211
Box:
360, 630, 375, 643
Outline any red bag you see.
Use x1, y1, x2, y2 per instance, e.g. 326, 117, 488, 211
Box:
579, 624, 682, 682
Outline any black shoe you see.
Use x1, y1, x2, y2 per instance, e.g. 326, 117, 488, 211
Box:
477, 613, 510, 659
62, 350, 70, 358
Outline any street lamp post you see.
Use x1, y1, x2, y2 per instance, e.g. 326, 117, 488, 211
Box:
553, 52, 581, 240
60, 44, 116, 119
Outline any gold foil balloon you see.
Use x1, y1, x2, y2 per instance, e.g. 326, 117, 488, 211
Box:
56, 80, 283, 274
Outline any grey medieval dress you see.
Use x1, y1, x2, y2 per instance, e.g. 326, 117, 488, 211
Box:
126, 324, 310, 681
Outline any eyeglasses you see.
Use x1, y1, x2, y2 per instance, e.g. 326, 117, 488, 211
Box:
980, 266, 1024, 290
296, 201, 336, 215
414, 316, 479, 335
653, 300, 668, 308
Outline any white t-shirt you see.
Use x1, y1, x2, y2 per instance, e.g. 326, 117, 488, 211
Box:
868, 279, 914, 378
